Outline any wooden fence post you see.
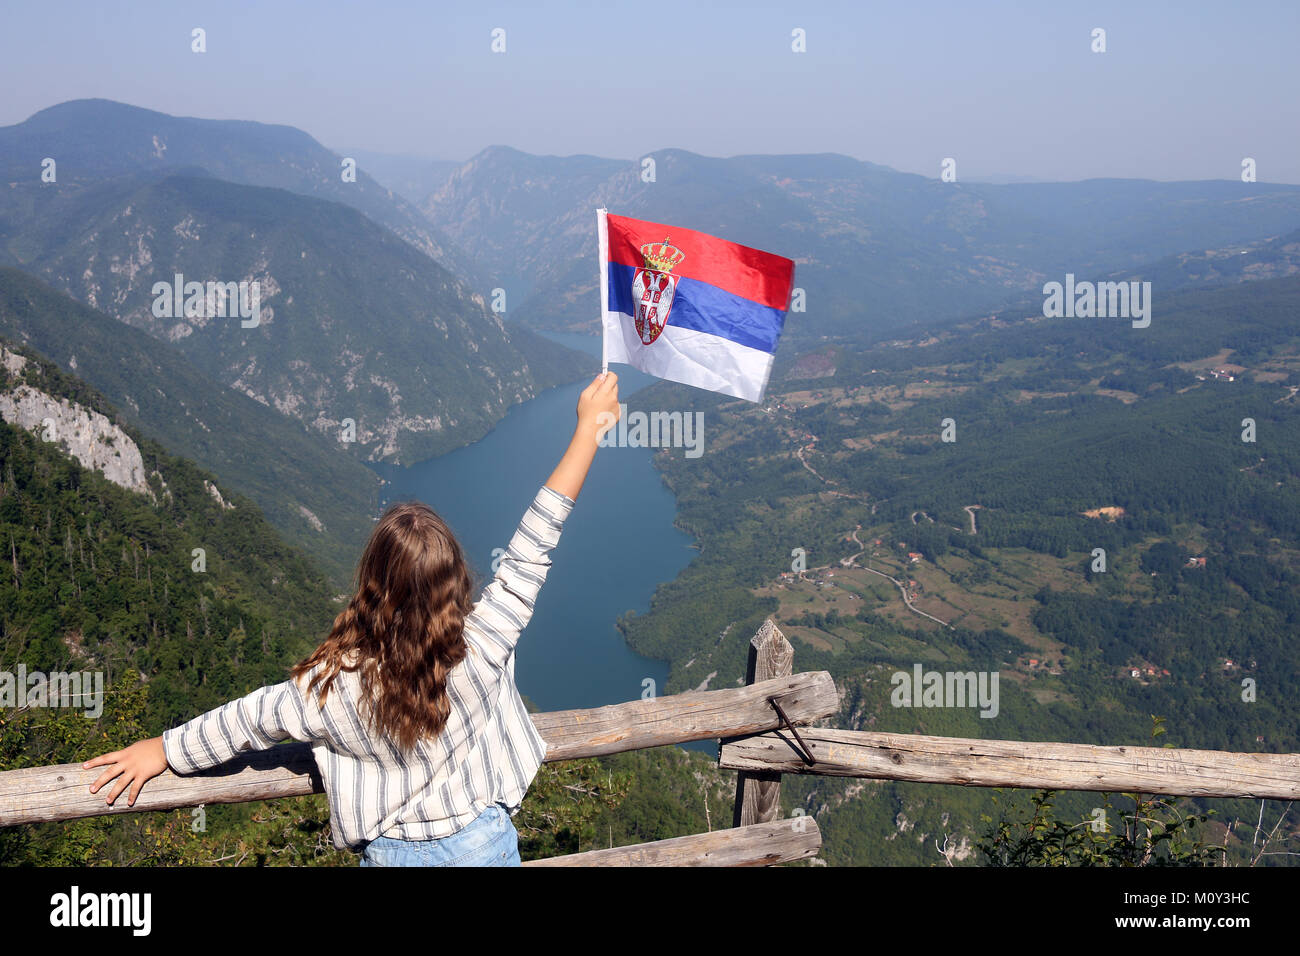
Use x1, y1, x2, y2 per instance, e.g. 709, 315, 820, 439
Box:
729, 618, 794, 827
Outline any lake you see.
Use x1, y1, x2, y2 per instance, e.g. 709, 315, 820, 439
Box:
370, 332, 710, 751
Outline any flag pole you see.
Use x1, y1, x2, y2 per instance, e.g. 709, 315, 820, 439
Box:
597, 206, 609, 374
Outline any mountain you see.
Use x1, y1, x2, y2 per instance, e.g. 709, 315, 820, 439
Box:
855, 225, 1300, 364
336, 148, 461, 205
421, 147, 1300, 342
1113, 227, 1300, 291
0, 171, 589, 463
0, 99, 480, 283
421, 145, 626, 303
0, 335, 338, 725
0, 266, 378, 584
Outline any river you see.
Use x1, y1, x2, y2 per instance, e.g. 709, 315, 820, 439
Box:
370, 332, 707, 751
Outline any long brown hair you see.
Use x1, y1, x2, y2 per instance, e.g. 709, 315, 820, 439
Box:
292, 501, 475, 753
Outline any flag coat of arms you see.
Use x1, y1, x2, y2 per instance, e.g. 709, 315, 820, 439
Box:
598, 209, 795, 402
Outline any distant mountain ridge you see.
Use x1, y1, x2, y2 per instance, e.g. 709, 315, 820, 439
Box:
0, 99, 482, 284
422, 146, 1300, 343
869, 226, 1300, 359
337, 148, 461, 205
421, 145, 627, 302
1115, 227, 1300, 290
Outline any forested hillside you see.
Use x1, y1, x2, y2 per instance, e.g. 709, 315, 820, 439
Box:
0, 172, 589, 464
0, 337, 345, 863
618, 274, 1300, 864
0, 267, 380, 584
0, 338, 337, 725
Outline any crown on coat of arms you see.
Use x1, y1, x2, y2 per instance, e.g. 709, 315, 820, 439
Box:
640, 237, 685, 272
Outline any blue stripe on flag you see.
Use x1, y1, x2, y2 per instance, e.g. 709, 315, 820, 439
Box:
607, 263, 785, 354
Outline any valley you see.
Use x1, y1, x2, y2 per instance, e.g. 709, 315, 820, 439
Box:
1, 93, 1297, 869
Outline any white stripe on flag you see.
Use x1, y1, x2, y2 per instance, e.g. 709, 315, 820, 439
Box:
602, 312, 774, 402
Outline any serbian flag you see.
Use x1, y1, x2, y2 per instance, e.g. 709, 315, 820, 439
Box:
598, 209, 794, 402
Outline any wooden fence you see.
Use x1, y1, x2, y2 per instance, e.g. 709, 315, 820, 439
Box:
2, 619, 1296, 865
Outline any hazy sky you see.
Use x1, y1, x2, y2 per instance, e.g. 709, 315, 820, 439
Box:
2, 0, 1297, 182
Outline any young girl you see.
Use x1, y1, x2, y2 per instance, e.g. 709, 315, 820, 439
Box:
83, 371, 621, 866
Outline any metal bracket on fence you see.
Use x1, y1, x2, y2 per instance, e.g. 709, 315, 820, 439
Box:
769, 696, 816, 766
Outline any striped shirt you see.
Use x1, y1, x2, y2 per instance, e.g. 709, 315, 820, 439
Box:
162, 484, 574, 851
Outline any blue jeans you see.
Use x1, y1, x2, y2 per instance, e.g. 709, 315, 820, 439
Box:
359, 803, 521, 867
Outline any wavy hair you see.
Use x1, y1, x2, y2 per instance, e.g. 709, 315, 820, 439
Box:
292, 501, 475, 753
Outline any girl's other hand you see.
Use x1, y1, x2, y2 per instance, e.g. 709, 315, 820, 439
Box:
83, 737, 169, 807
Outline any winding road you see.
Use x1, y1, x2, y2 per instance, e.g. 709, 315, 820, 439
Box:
858, 564, 955, 629
836, 526, 954, 629
794, 442, 868, 501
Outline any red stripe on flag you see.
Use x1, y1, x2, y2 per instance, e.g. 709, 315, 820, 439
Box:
606, 213, 794, 310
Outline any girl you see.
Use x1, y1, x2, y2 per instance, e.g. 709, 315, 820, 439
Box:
83, 371, 621, 866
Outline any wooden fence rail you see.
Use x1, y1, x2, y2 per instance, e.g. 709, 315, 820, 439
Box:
720, 728, 1300, 800
524, 818, 820, 867
0, 670, 838, 827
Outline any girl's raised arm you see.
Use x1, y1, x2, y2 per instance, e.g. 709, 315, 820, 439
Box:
465, 373, 620, 671
545, 371, 620, 502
